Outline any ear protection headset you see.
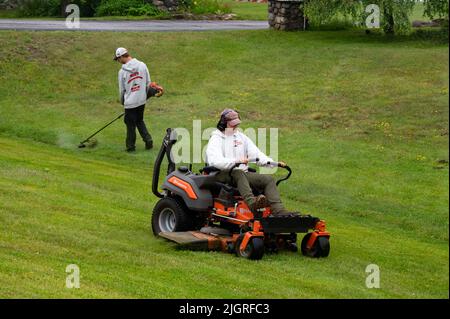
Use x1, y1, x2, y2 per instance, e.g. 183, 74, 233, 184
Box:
217, 109, 240, 131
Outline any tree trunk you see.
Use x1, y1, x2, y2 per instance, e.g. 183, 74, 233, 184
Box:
383, 4, 395, 34
60, 0, 70, 17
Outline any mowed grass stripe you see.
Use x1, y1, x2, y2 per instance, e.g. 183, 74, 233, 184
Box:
0, 29, 447, 298
0, 136, 447, 298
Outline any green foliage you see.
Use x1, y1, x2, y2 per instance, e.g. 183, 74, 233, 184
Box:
367, 0, 416, 34
304, 0, 446, 35
413, 22, 449, 43
17, 0, 102, 17
17, 0, 60, 16
72, 0, 103, 17
423, 0, 449, 20
181, 0, 231, 15
304, 0, 361, 25
16, 0, 161, 17
96, 0, 149, 16
125, 3, 159, 16
95, 0, 164, 17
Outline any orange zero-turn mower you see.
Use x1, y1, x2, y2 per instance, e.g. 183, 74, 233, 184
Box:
151, 128, 330, 260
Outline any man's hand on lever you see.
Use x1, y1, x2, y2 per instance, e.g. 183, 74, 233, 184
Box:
236, 158, 249, 165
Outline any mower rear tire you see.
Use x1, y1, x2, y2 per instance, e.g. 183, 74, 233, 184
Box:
235, 236, 265, 260
301, 233, 330, 258
152, 197, 193, 236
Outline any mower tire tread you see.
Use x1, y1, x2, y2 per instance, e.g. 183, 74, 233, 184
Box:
235, 235, 265, 260
152, 197, 194, 236
301, 233, 330, 258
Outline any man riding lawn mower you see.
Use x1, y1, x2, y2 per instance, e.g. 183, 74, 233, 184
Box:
151, 110, 331, 260
206, 109, 296, 217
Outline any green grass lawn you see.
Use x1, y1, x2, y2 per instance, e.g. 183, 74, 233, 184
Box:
0, 29, 448, 298
220, 0, 267, 20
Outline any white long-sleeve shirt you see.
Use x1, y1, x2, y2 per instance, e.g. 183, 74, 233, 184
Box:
118, 58, 151, 109
205, 129, 274, 171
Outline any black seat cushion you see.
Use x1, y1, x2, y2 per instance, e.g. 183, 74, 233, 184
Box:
200, 166, 220, 174
198, 166, 261, 197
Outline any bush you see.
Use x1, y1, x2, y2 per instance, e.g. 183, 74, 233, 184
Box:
126, 3, 162, 16
17, 0, 102, 17
96, 0, 162, 17
412, 23, 449, 44
96, 0, 140, 16
180, 0, 231, 15
18, 0, 60, 17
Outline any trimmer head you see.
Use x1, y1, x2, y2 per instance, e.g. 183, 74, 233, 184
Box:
78, 138, 97, 149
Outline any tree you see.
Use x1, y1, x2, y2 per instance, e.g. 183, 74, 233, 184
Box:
304, 0, 449, 35
365, 0, 416, 34
423, 0, 449, 20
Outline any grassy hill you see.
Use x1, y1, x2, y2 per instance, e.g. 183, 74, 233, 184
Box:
0, 29, 448, 298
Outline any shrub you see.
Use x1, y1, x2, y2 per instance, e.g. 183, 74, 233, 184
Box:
126, 3, 163, 16
18, 0, 60, 17
96, 0, 142, 16
96, 0, 163, 17
17, 0, 102, 17
412, 23, 449, 44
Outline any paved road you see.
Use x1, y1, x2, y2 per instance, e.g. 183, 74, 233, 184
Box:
0, 19, 268, 32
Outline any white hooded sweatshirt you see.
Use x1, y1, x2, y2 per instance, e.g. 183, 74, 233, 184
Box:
118, 58, 151, 109
205, 129, 274, 171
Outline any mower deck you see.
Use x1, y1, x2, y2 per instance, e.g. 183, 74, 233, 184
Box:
261, 215, 320, 233
159, 231, 233, 251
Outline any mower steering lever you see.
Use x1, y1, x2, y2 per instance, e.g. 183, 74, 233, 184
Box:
228, 158, 257, 178
228, 158, 292, 186
275, 165, 292, 186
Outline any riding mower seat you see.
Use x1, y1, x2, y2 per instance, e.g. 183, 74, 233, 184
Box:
198, 166, 263, 199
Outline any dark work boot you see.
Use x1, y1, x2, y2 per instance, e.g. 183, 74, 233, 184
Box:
250, 194, 267, 215
145, 140, 153, 150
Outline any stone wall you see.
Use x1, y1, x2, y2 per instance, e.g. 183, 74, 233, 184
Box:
268, 0, 307, 31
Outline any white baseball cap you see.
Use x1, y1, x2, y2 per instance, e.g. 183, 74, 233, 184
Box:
113, 47, 128, 60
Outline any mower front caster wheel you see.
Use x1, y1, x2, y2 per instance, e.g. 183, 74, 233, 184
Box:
235, 236, 265, 260
301, 233, 330, 258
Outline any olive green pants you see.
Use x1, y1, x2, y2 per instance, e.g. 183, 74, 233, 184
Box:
215, 169, 286, 214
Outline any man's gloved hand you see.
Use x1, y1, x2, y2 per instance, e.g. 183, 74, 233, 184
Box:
147, 82, 164, 99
